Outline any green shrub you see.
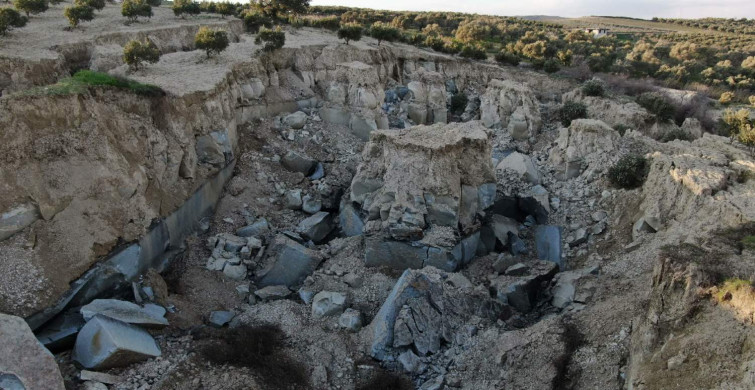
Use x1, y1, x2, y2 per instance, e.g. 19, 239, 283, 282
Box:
450, 93, 468, 114
557, 101, 588, 127
172, 0, 199, 17
722, 109, 755, 150
0, 8, 28, 36
494, 50, 519, 66
425, 35, 444, 51
310, 15, 339, 31
719, 91, 735, 104
17, 70, 163, 97
459, 44, 486, 60
243, 11, 271, 33
255, 26, 285, 52
369, 22, 399, 46
338, 23, 362, 44
123, 39, 160, 71
658, 128, 693, 143
543, 58, 560, 73
14, 0, 48, 17
215, 2, 235, 18
613, 124, 630, 136
607, 154, 648, 189
250, 0, 309, 20
75, 0, 104, 11
64, 4, 94, 27
582, 79, 605, 97
636, 92, 675, 122
195, 26, 229, 58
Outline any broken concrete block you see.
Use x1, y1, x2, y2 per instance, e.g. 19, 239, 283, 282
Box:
296, 211, 335, 243
73, 315, 161, 370
257, 235, 324, 287
311, 291, 347, 318
0, 313, 66, 390
80, 299, 168, 329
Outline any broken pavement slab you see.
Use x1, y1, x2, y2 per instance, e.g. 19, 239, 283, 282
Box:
73, 315, 161, 370
80, 299, 169, 329
0, 313, 66, 390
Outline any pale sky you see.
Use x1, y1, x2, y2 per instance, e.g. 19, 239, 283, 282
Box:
310, 0, 755, 19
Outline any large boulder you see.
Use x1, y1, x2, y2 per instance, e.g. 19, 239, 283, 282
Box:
480, 79, 542, 140
73, 315, 161, 369
406, 69, 448, 125
496, 151, 541, 184
349, 122, 496, 270
549, 119, 619, 179
256, 235, 325, 288
0, 313, 66, 390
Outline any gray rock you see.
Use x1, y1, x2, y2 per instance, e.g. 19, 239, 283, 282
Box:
339, 202, 364, 236
236, 284, 250, 298
393, 296, 441, 356
311, 291, 347, 318
398, 349, 422, 373
364, 238, 426, 270
206, 256, 226, 271
284, 190, 303, 210
36, 310, 86, 352
296, 212, 335, 243
73, 315, 161, 370
535, 225, 563, 269
419, 376, 445, 390
219, 233, 247, 252
196, 135, 225, 167
477, 183, 497, 211
82, 381, 108, 390
569, 228, 588, 247
491, 215, 519, 247
255, 285, 291, 300
0, 203, 40, 241
298, 287, 315, 304
496, 151, 541, 184
458, 185, 479, 229
493, 253, 517, 274
237, 218, 270, 237
633, 217, 660, 240
591, 211, 607, 222
509, 233, 528, 256
257, 235, 324, 287
0, 313, 66, 390
208, 311, 235, 328
80, 299, 168, 329
302, 195, 322, 214
222, 264, 248, 280
591, 222, 607, 236
338, 308, 362, 331
424, 193, 459, 227
505, 263, 530, 276
343, 272, 363, 288
283, 111, 307, 129
308, 163, 325, 180
282, 151, 316, 175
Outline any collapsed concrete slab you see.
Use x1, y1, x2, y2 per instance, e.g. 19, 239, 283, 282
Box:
80, 299, 168, 329
349, 122, 496, 271
0, 313, 66, 390
73, 315, 161, 370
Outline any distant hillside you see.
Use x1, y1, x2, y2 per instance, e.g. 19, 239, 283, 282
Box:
518, 15, 566, 21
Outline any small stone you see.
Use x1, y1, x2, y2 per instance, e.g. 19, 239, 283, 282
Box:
82, 381, 108, 390
284, 190, 303, 210
223, 264, 248, 280
591, 222, 606, 235
591, 211, 607, 222
505, 263, 530, 276
237, 218, 270, 237
283, 111, 307, 129
302, 195, 322, 214
223, 218, 234, 224
254, 285, 291, 300
208, 311, 235, 328
343, 273, 363, 288
338, 309, 362, 332
398, 350, 422, 373
493, 253, 517, 274
236, 284, 250, 298
311, 291, 347, 318
80, 299, 168, 329
667, 353, 687, 370
569, 228, 588, 247
309, 163, 325, 180
206, 257, 226, 271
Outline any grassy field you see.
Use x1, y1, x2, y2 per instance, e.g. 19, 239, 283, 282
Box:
542, 16, 737, 36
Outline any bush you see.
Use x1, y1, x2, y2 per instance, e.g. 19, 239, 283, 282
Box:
338, 23, 362, 44
607, 154, 648, 189
658, 128, 693, 143
14, 0, 48, 17
64, 4, 94, 27
582, 79, 605, 97
494, 51, 519, 66
450, 93, 468, 114
122, 0, 152, 21
172, 0, 199, 17
123, 39, 160, 71
18, 69, 163, 96
750, 96, 755, 107
243, 11, 271, 33
636, 92, 675, 122
255, 26, 285, 52
557, 101, 588, 127
310, 15, 339, 31
251, 0, 309, 20
369, 22, 399, 46
722, 109, 755, 150
613, 124, 630, 136
543, 59, 560, 73
75, 0, 104, 12
0, 8, 28, 36
424, 35, 444, 51
215, 1, 235, 18
719, 91, 735, 104
459, 44, 486, 60
195, 26, 229, 58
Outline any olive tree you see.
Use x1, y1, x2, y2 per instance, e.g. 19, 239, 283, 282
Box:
14, 0, 48, 17
123, 39, 160, 71
64, 4, 94, 28
255, 26, 284, 52
122, 0, 152, 22
172, 0, 199, 18
0, 8, 28, 36
74, 0, 104, 12
337, 23, 362, 45
250, 0, 309, 20
195, 26, 229, 58
369, 22, 399, 46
